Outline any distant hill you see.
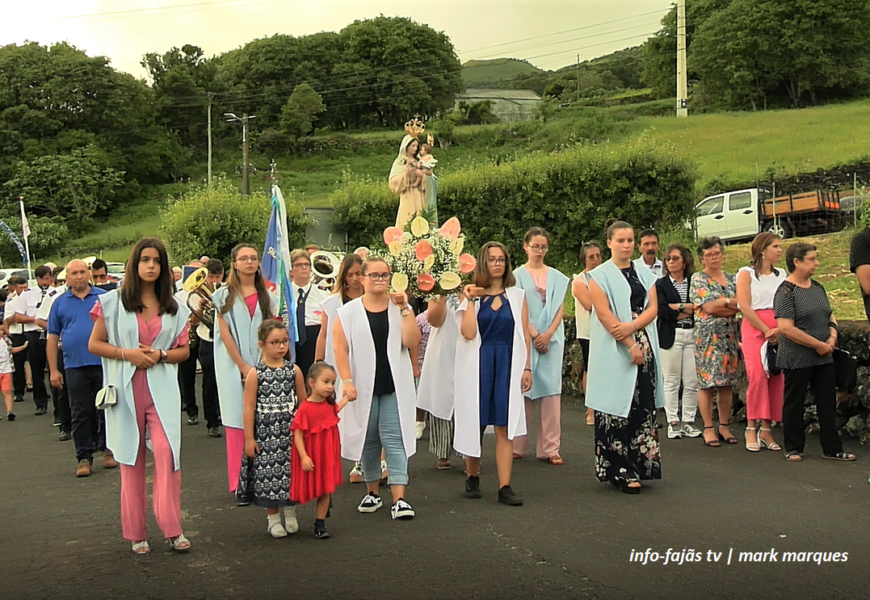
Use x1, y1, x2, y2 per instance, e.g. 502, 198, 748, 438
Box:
461, 58, 544, 88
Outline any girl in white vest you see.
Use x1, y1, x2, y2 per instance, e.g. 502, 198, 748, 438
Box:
212, 244, 278, 499
512, 227, 570, 465
333, 257, 421, 520
455, 242, 532, 506
88, 238, 192, 554
586, 221, 664, 494
416, 296, 461, 469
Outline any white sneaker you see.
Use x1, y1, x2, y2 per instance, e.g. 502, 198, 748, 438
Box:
682, 422, 703, 438
357, 492, 383, 513
268, 521, 288, 538
667, 423, 684, 439
415, 420, 426, 440
349, 462, 363, 483
391, 498, 415, 520
283, 505, 299, 534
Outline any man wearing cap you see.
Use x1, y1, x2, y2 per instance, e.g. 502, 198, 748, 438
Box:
14, 265, 54, 415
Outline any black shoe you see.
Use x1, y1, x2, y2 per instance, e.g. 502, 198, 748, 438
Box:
613, 480, 642, 495
498, 485, 523, 506
208, 427, 222, 438
34, 407, 47, 416
53, 420, 61, 427
14, 395, 24, 403
314, 523, 331, 539
187, 416, 199, 425
58, 431, 72, 441
6, 411, 15, 421
464, 475, 482, 499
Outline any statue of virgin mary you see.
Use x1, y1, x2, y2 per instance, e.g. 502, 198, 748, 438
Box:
389, 133, 427, 229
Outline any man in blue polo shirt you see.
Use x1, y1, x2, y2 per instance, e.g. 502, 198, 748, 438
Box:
47, 259, 116, 478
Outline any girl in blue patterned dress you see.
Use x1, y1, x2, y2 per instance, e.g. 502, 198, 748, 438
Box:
238, 320, 306, 538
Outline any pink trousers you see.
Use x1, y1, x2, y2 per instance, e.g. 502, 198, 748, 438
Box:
120, 391, 182, 542
741, 310, 784, 422
225, 426, 245, 493
513, 395, 561, 458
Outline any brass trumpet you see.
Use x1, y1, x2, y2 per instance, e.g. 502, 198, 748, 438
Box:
309, 251, 342, 288
183, 268, 216, 347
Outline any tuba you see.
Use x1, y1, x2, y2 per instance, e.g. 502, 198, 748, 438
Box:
183, 267, 216, 347
309, 251, 342, 288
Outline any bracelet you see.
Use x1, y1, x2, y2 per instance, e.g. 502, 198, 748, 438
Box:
629, 343, 639, 350
121, 348, 126, 361
342, 378, 354, 385
523, 368, 532, 372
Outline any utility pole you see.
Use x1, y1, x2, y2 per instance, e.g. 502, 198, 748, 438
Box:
207, 93, 214, 190
225, 112, 256, 196
576, 54, 581, 104
676, 0, 688, 118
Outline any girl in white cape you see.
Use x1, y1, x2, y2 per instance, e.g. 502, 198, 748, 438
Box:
455, 242, 532, 506
333, 257, 421, 520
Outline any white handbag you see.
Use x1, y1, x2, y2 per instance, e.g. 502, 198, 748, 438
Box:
95, 385, 118, 410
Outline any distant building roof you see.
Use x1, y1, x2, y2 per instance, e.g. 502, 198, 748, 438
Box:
457, 89, 542, 101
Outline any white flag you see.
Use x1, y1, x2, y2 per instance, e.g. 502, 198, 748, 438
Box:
19, 199, 30, 238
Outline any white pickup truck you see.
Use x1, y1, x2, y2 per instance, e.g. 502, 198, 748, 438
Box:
695, 187, 844, 242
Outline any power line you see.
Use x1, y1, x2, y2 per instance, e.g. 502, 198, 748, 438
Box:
53, 0, 284, 22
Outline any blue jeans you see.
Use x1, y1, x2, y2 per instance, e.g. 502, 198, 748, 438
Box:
361, 393, 408, 486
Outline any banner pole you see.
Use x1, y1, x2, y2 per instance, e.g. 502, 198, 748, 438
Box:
19, 197, 33, 282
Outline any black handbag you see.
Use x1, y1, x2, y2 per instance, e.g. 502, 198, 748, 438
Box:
766, 343, 782, 377
833, 348, 858, 391
235, 456, 256, 505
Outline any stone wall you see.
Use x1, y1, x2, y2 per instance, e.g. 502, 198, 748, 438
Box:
562, 319, 870, 443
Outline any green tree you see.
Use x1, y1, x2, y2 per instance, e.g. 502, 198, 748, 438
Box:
693, 0, 870, 109
280, 83, 326, 139
3, 145, 125, 223
160, 176, 308, 263
0, 214, 69, 264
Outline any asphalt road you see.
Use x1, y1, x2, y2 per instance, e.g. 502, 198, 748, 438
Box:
2, 391, 869, 600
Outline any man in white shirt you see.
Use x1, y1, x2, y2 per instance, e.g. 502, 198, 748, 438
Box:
290, 249, 331, 379
4, 276, 29, 405
633, 229, 665, 279
36, 267, 71, 439
15, 265, 55, 415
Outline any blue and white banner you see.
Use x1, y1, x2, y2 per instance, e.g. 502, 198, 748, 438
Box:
262, 185, 298, 360
0, 219, 28, 263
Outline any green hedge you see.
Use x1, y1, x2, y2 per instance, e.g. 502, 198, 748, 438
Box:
331, 136, 697, 272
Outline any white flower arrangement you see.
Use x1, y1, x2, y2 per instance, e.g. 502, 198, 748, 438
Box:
380, 216, 477, 302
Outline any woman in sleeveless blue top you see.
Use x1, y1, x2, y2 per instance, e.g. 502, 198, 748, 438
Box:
478, 293, 514, 427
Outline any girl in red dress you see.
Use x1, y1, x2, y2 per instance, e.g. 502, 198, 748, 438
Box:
291, 361, 353, 538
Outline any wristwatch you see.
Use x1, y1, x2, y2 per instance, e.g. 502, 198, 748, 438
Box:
678, 303, 685, 311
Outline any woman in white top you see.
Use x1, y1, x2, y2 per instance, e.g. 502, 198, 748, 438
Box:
571, 241, 602, 426
736, 232, 786, 452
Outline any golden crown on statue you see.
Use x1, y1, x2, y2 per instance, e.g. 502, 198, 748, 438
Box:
404, 115, 426, 138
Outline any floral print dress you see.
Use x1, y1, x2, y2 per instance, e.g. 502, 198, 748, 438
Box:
690, 271, 741, 389
594, 265, 662, 486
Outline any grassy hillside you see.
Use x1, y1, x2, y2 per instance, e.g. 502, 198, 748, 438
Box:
461, 58, 543, 88
631, 100, 870, 190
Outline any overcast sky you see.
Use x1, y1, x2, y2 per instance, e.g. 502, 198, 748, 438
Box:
3, 1, 671, 77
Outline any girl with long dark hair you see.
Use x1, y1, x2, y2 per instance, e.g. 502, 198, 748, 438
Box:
213, 244, 278, 499
88, 237, 192, 554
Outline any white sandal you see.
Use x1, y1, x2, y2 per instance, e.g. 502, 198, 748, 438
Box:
168, 534, 191, 552
131, 540, 150, 555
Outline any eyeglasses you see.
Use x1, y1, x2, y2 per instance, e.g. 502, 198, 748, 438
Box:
267, 339, 290, 347
487, 257, 507, 265
704, 251, 723, 259
236, 256, 259, 263
292, 262, 311, 269
529, 245, 549, 252
365, 273, 391, 281
664, 256, 683, 262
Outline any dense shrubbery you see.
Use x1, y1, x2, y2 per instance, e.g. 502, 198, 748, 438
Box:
331, 136, 698, 272
160, 176, 309, 264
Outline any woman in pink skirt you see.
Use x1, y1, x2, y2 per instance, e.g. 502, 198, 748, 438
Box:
736, 232, 786, 452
